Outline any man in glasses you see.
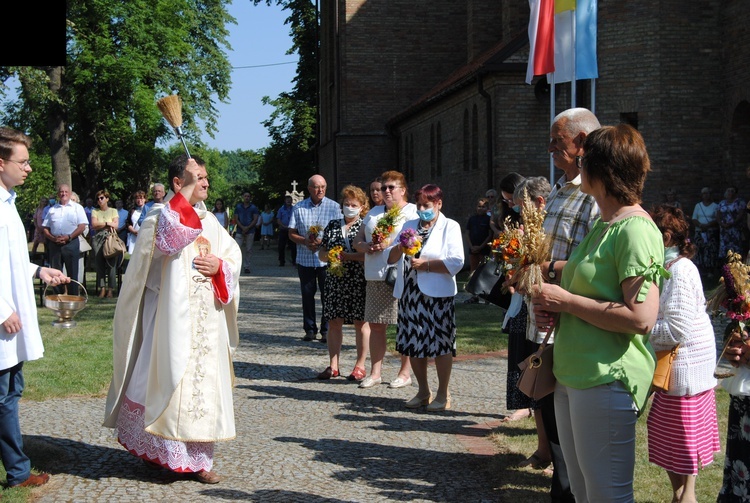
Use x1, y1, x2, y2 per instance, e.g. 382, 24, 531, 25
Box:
288, 175, 342, 342
42, 183, 88, 295
526, 108, 601, 503
0, 127, 69, 489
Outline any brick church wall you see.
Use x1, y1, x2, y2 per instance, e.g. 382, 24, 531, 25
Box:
318, 0, 750, 229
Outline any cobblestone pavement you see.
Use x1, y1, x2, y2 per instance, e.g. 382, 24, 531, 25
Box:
20, 245, 515, 502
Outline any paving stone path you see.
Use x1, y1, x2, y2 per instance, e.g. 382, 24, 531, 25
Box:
20, 246, 517, 502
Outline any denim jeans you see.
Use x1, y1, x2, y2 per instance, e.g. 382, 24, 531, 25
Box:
0, 362, 31, 485
297, 265, 328, 336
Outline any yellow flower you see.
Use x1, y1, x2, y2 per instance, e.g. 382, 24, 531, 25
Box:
371, 206, 402, 245
327, 245, 345, 277
308, 224, 323, 240
489, 189, 550, 294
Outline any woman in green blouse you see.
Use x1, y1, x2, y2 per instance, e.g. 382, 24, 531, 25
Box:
91, 189, 120, 298
530, 124, 665, 502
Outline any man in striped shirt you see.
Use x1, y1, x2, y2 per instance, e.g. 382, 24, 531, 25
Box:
531, 107, 601, 503
288, 175, 343, 342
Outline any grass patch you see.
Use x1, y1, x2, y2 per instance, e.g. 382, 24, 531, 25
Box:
24, 292, 115, 401
488, 388, 730, 502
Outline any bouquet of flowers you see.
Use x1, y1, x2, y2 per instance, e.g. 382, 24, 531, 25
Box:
397, 228, 422, 256
327, 245, 345, 277
490, 189, 551, 294
707, 250, 750, 377
308, 224, 323, 241
371, 205, 401, 245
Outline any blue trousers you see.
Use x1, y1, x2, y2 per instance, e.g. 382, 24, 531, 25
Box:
297, 265, 328, 336
0, 362, 31, 486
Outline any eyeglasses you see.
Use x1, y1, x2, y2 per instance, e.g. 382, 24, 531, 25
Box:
502, 198, 514, 205
380, 185, 401, 192
2, 158, 30, 168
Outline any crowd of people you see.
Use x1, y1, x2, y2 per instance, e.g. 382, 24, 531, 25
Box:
23, 182, 303, 299
459, 109, 741, 502
4, 106, 750, 501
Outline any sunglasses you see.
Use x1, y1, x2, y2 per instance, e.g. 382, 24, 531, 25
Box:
98, 196, 107, 200
380, 185, 401, 192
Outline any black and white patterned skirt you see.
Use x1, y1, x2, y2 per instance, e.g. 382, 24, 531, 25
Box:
395, 263, 456, 358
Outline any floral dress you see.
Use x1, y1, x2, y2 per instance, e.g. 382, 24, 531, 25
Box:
718, 197, 746, 260
320, 218, 366, 323
717, 395, 750, 502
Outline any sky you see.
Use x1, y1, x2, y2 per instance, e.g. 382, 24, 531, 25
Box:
201, 1, 298, 152
1, 3, 295, 153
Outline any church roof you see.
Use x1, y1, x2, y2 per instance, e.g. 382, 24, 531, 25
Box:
387, 29, 529, 128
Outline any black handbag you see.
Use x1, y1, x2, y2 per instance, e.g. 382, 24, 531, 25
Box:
465, 259, 512, 309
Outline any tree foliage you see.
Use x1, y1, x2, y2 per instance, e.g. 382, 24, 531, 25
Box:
1, 0, 236, 204
252, 0, 318, 201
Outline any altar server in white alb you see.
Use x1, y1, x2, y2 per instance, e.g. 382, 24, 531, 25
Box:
0, 127, 69, 489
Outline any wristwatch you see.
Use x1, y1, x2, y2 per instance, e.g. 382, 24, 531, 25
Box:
548, 260, 557, 282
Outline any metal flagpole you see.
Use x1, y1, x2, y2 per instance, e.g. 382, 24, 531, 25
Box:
550, 73, 556, 185
571, 9, 577, 107
591, 78, 596, 114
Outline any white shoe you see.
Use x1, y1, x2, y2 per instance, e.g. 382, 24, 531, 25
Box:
359, 376, 382, 389
388, 376, 412, 389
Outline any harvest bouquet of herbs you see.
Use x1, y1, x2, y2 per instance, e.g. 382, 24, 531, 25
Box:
370, 205, 402, 246
707, 250, 750, 377
491, 189, 551, 294
707, 250, 750, 323
397, 227, 422, 256
327, 245, 345, 277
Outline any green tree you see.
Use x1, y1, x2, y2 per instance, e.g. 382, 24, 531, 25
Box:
253, 0, 318, 197
1, 0, 235, 200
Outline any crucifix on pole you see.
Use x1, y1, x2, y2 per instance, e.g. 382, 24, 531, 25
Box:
286, 180, 305, 204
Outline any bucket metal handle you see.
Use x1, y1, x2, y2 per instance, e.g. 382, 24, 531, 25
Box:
43, 278, 88, 302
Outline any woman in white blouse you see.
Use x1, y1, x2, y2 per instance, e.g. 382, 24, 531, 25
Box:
690, 187, 719, 279
647, 204, 720, 503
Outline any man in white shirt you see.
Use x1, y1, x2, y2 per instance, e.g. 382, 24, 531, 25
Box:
42, 184, 88, 295
0, 127, 69, 489
115, 199, 129, 244
137, 183, 166, 226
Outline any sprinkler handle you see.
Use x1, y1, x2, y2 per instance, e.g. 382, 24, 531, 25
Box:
174, 126, 192, 159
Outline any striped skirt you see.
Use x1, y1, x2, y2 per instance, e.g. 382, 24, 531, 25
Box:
646, 388, 721, 475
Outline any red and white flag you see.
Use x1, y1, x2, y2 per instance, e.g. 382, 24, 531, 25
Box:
526, 0, 555, 85
526, 0, 598, 85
